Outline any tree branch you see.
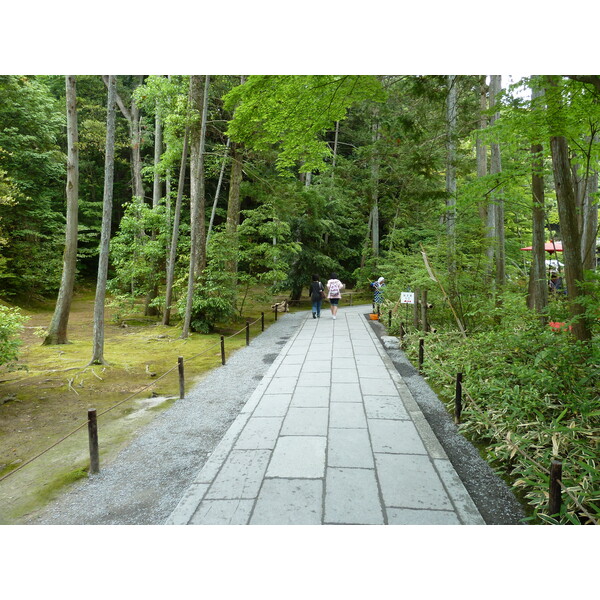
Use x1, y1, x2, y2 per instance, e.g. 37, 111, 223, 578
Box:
102, 75, 132, 122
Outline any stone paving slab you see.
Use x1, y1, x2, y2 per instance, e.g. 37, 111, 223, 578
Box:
166, 304, 485, 525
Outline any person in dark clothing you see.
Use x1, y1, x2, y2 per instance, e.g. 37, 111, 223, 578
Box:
309, 274, 325, 318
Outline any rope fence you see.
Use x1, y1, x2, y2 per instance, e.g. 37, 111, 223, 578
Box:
0, 313, 266, 485
387, 307, 598, 525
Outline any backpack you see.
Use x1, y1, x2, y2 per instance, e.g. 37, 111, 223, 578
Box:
328, 279, 340, 296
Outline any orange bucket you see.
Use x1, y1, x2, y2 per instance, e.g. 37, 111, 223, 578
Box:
369, 313, 379, 320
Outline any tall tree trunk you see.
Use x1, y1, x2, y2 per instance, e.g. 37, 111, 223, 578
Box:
370, 109, 380, 257
225, 141, 243, 274
163, 128, 189, 326
476, 75, 488, 224
527, 87, 548, 317
446, 75, 458, 270
489, 75, 505, 288
181, 75, 209, 338
550, 135, 592, 341
206, 138, 231, 249
90, 75, 117, 364
131, 76, 145, 201
581, 170, 598, 270
43, 76, 79, 345
144, 107, 163, 317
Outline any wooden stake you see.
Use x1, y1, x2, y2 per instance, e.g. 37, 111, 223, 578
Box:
454, 372, 463, 424
220, 335, 226, 365
548, 460, 563, 517
87, 408, 99, 475
178, 356, 185, 399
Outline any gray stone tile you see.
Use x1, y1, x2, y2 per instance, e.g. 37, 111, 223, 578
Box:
357, 365, 390, 379
265, 376, 297, 395
330, 382, 362, 402
274, 363, 302, 378
250, 479, 323, 525
364, 396, 409, 420
332, 357, 355, 369
387, 508, 460, 525
355, 355, 384, 366
266, 436, 326, 478
324, 468, 384, 524
206, 449, 271, 499
368, 419, 427, 454
281, 407, 329, 436
329, 402, 367, 428
280, 355, 305, 365
328, 428, 374, 468
302, 360, 331, 373
332, 348, 354, 358
234, 417, 283, 450
331, 368, 359, 383
253, 394, 292, 418
297, 371, 331, 387
291, 386, 330, 407
360, 378, 398, 395
375, 453, 453, 510
190, 499, 255, 525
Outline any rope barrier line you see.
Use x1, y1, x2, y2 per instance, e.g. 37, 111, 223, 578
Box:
0, 313, 270, 484
417, 341, 598, 523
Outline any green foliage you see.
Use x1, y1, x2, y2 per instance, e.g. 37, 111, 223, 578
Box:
0, 304, 27, 367
402, 290, 599, 524
108, 202, 170, 299
224, 75, 385, 173
184, 231, 238, 333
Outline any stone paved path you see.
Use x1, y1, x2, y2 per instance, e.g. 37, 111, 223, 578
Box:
166, 304, 485, 525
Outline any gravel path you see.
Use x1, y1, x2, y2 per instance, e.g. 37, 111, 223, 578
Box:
26, 310, 308, 525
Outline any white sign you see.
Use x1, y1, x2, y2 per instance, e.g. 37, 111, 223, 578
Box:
401, 292, 415, 304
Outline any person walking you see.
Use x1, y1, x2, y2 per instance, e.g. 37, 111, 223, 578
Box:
309, 274, 325, 318
326, 272, 345, 320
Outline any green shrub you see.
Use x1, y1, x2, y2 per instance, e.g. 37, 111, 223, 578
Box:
0, 304, 27, 367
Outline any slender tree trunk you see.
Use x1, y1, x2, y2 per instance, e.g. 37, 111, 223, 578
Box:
43, 76, 79, 345
225, 141, 243, 274
370, 111, 380, 257
206, 138, 231, 249
527, 85, 548, 318
550, 135, 592, 341
476, 76, 488, 224
446, 75, 458, 270
163, 129, 189, 326
131, 77, 145, 201
152, 108, 162, 209
181, 75, 209, 338
90, 75, 117, 364
144, 107, 164, 316
582, 170, 598, 270
489, 75, 505, 288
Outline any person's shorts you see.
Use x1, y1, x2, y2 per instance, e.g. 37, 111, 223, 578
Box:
329, 298, 339, 305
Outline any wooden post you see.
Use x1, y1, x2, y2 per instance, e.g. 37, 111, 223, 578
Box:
274, 304, 278, 321
418, 338, 424, 374
261, 312, 265, 332
548, 460, 563, 517
246, 320, 250, 346
454, 372, 463, 424
421, 289, 428, 333
220, 335, 226, 365
413, 287, 420, 330
399, 322, 405, 346
388, 310, 392, 328
178, 356, 185, 399
350, 293, 353, 306
87, 408, 99, 475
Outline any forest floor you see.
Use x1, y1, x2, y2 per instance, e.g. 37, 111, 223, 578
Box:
0, 287, 319, 523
